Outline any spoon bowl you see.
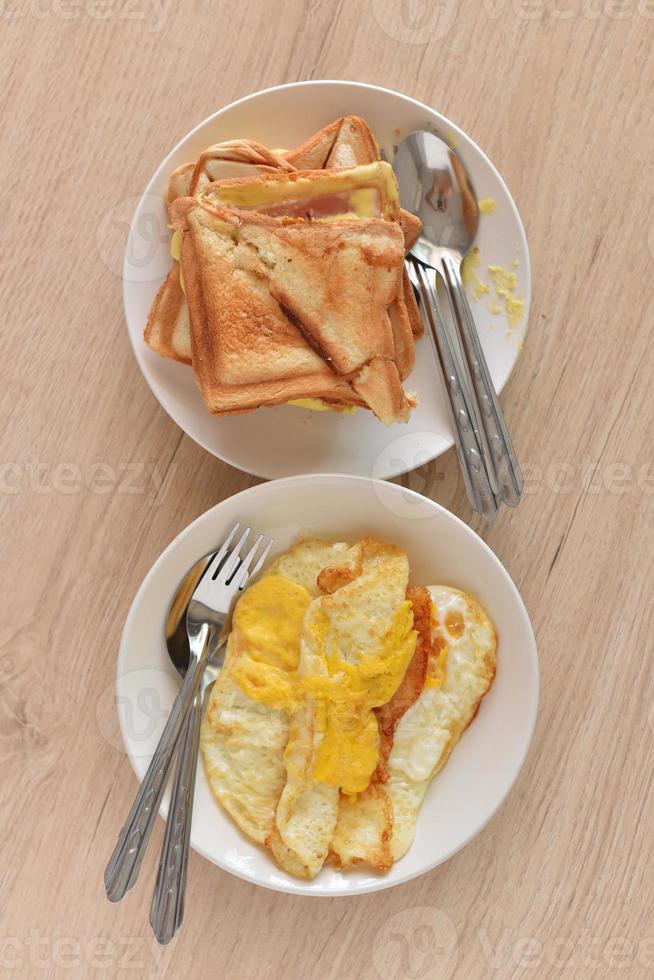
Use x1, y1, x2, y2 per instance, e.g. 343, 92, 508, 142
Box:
165, 556, 208, 677
394, 131, 479, 269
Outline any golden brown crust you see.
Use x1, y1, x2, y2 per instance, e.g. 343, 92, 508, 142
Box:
350, 357, 412, 424
387, 286, 416, 380
184, 199, 402, 360
397, 210, 424, 337
399, 209, 422, 251
143, 267, 192, 364
190, 140, 295, 196
316, 547, 363, 594
167, 162, 195, 206
374, 586, 433, 782
403, 267, 424, 338
155, 142, 302, 366
259, 222, 403, 373
326, 115, 379, 169
282, 118, 342, 169
167, 142, 298, 208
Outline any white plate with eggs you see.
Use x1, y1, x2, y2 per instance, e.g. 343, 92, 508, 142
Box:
115, 475, 538, 896
122, 80, 531, 480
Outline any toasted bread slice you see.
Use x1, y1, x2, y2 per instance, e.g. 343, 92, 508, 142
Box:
144, 267, 191, 364
172, 197, 412, 422
147, 141, 295, 364
312, 114, 423, 339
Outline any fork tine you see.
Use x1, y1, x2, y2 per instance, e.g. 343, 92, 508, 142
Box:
198, 522, 241, 583
237, 537, 274, 590
235, 532, 264, 576
216, 526, 251, 582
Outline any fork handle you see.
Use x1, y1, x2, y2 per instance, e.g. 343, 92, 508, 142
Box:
441, 252, 524, 506
149, 686, 203, 944
413, 259, 499, 521
104, 624, 211, 903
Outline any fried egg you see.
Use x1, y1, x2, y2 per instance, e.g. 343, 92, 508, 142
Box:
200, 538, 496, 880
272, 538, 415, 878
329, 585, 496, 869
200, 539, 361, 846
387, 586, 496, 858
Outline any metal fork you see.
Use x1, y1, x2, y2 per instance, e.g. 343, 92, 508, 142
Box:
408, 256, 499, 521
149, 530, 272, 944
104, 523, 272, 903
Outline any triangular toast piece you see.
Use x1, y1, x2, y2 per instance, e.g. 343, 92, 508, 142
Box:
144, 267, 191, 364
326, 115, 380, 169
172, 197, 412, 422
282, 118, 342, 169
147, 141, 293, 364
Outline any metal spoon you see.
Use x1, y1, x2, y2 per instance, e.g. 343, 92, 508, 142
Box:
394, 131, 523, 507
148, 556, 222, 944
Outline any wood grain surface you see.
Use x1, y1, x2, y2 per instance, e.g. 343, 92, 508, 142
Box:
1, 1, 653, 977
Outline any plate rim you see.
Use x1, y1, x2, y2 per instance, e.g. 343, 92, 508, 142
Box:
122, 79, 532, 481
116, 473, 540, 896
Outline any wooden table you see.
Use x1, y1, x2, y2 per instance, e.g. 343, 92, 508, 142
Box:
2, 1, 653, 977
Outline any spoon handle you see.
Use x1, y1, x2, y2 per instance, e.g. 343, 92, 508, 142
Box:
410, 258, 498, 521
150, 686, 203, 944
441, 253, 524, 506
103, 624, 211, 903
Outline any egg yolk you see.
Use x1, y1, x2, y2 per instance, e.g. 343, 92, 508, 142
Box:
287, 398, 357, 414
477, 197, 497, 214
445, 609, 465, 637
424, 633, 449, 689
487, 264, 525, 329
302, 600, 417, 795
229, 576, 418, 796
230, 576, 312, 712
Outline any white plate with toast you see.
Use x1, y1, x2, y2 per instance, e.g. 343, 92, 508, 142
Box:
123, 81, 531, 479
115, 475, 539, 895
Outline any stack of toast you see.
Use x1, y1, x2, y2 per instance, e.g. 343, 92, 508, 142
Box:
144, 116, 423, 423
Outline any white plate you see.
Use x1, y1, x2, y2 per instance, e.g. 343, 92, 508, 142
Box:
123, 81, 531, 480
116, 475, 538, 896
